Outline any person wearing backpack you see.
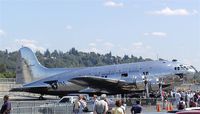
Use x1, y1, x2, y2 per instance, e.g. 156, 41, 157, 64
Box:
94, 94, 108, 114
73, 95, 88, 114
177, 97, 186, 110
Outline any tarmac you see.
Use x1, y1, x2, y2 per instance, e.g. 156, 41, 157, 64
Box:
0, 95, 177, 114
0, 78, 178, 114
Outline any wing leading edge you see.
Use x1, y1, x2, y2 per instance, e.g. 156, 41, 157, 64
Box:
69, 76, 133, 94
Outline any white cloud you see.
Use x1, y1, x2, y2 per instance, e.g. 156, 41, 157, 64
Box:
81, 47, 100, 54
115, 42, 154, 58
132, 42, 143, 49
149, 7, 192, 16
131, 42, 152, 50
104, 0, 124, 8
83, 40, 155, 59
95, 38, 104, 43
15, 39, 45, 51
66, 25, 72, 30
144, 32, 167, 37
103, 42, 114, 48
65, 25, 72, 30
192, 10, 198, 15
0, 29, 5, 37
89, 43, 96, 47
83, 40, 115, 54
152, 32, 167, 37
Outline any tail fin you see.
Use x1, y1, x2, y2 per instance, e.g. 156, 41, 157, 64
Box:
16, 47, 47, 84
16, 47, 79, 84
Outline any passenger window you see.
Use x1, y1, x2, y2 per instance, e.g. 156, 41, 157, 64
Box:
121, 73, 128, 77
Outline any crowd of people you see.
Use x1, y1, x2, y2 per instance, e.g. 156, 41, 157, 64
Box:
162, 90, 200, 110
0, 94, 143, 114
72, 94, 142, 114
3, 90, 200, 114
72, 90, 200, 113
4, 90, 200, 114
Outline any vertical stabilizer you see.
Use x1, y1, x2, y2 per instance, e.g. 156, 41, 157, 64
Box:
16, 47, 47, 84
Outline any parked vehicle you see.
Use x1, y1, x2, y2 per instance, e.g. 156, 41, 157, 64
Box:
38, 96, 78, 114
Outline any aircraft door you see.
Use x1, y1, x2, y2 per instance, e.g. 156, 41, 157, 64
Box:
121, 73, 136, 84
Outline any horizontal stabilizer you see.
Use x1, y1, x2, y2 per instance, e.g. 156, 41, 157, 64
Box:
10, 86, 48, 92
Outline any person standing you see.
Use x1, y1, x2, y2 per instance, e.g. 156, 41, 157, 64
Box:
175, 91, 181, 106
93, 95, 98, 111
73, 96, 81, 114
177, 97, 186, 110
120, 100, 126, 114
80, 96, 88, 112
131, 100, 142, 114
94, 94, 108, 114
73, 95, 86, 114
111, 100, 125, 114
0, 95, 11, 114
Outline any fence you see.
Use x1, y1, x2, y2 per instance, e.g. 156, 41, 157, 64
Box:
12, 104, 73, 114
0, 78, 15, 84
8, 97, 175, 114
11, 101, 94, 114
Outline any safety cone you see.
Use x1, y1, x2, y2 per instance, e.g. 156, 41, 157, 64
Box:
156, 103, 161, 112
166, 101, 169, 111
169, 103, 173, 111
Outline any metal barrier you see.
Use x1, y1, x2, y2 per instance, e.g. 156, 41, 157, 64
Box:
12, 104, 73, 114
7, 97, 177, 114
0, 78, 15, 84
11, 103, 94, 114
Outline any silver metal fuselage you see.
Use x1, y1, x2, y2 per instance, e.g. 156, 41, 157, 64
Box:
14, 47, 196, 96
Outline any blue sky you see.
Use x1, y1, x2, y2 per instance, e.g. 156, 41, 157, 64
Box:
0, 0, 200, 70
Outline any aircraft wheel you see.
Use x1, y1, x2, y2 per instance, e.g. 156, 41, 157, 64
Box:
59, 96, 63, 98
52, 83, 58, 89
39, 95, 44, 100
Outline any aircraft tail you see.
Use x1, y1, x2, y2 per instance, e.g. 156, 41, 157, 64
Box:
16, 47, 80, 84
16, 47, 48, 84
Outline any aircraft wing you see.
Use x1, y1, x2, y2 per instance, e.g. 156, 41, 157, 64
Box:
69, 76, 129, 93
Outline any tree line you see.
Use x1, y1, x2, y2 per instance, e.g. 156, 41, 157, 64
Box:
0, 48, 152, 78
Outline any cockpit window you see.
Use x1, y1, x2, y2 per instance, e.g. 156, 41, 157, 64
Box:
143, 72, 149, 75
174, 67, 180, 70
